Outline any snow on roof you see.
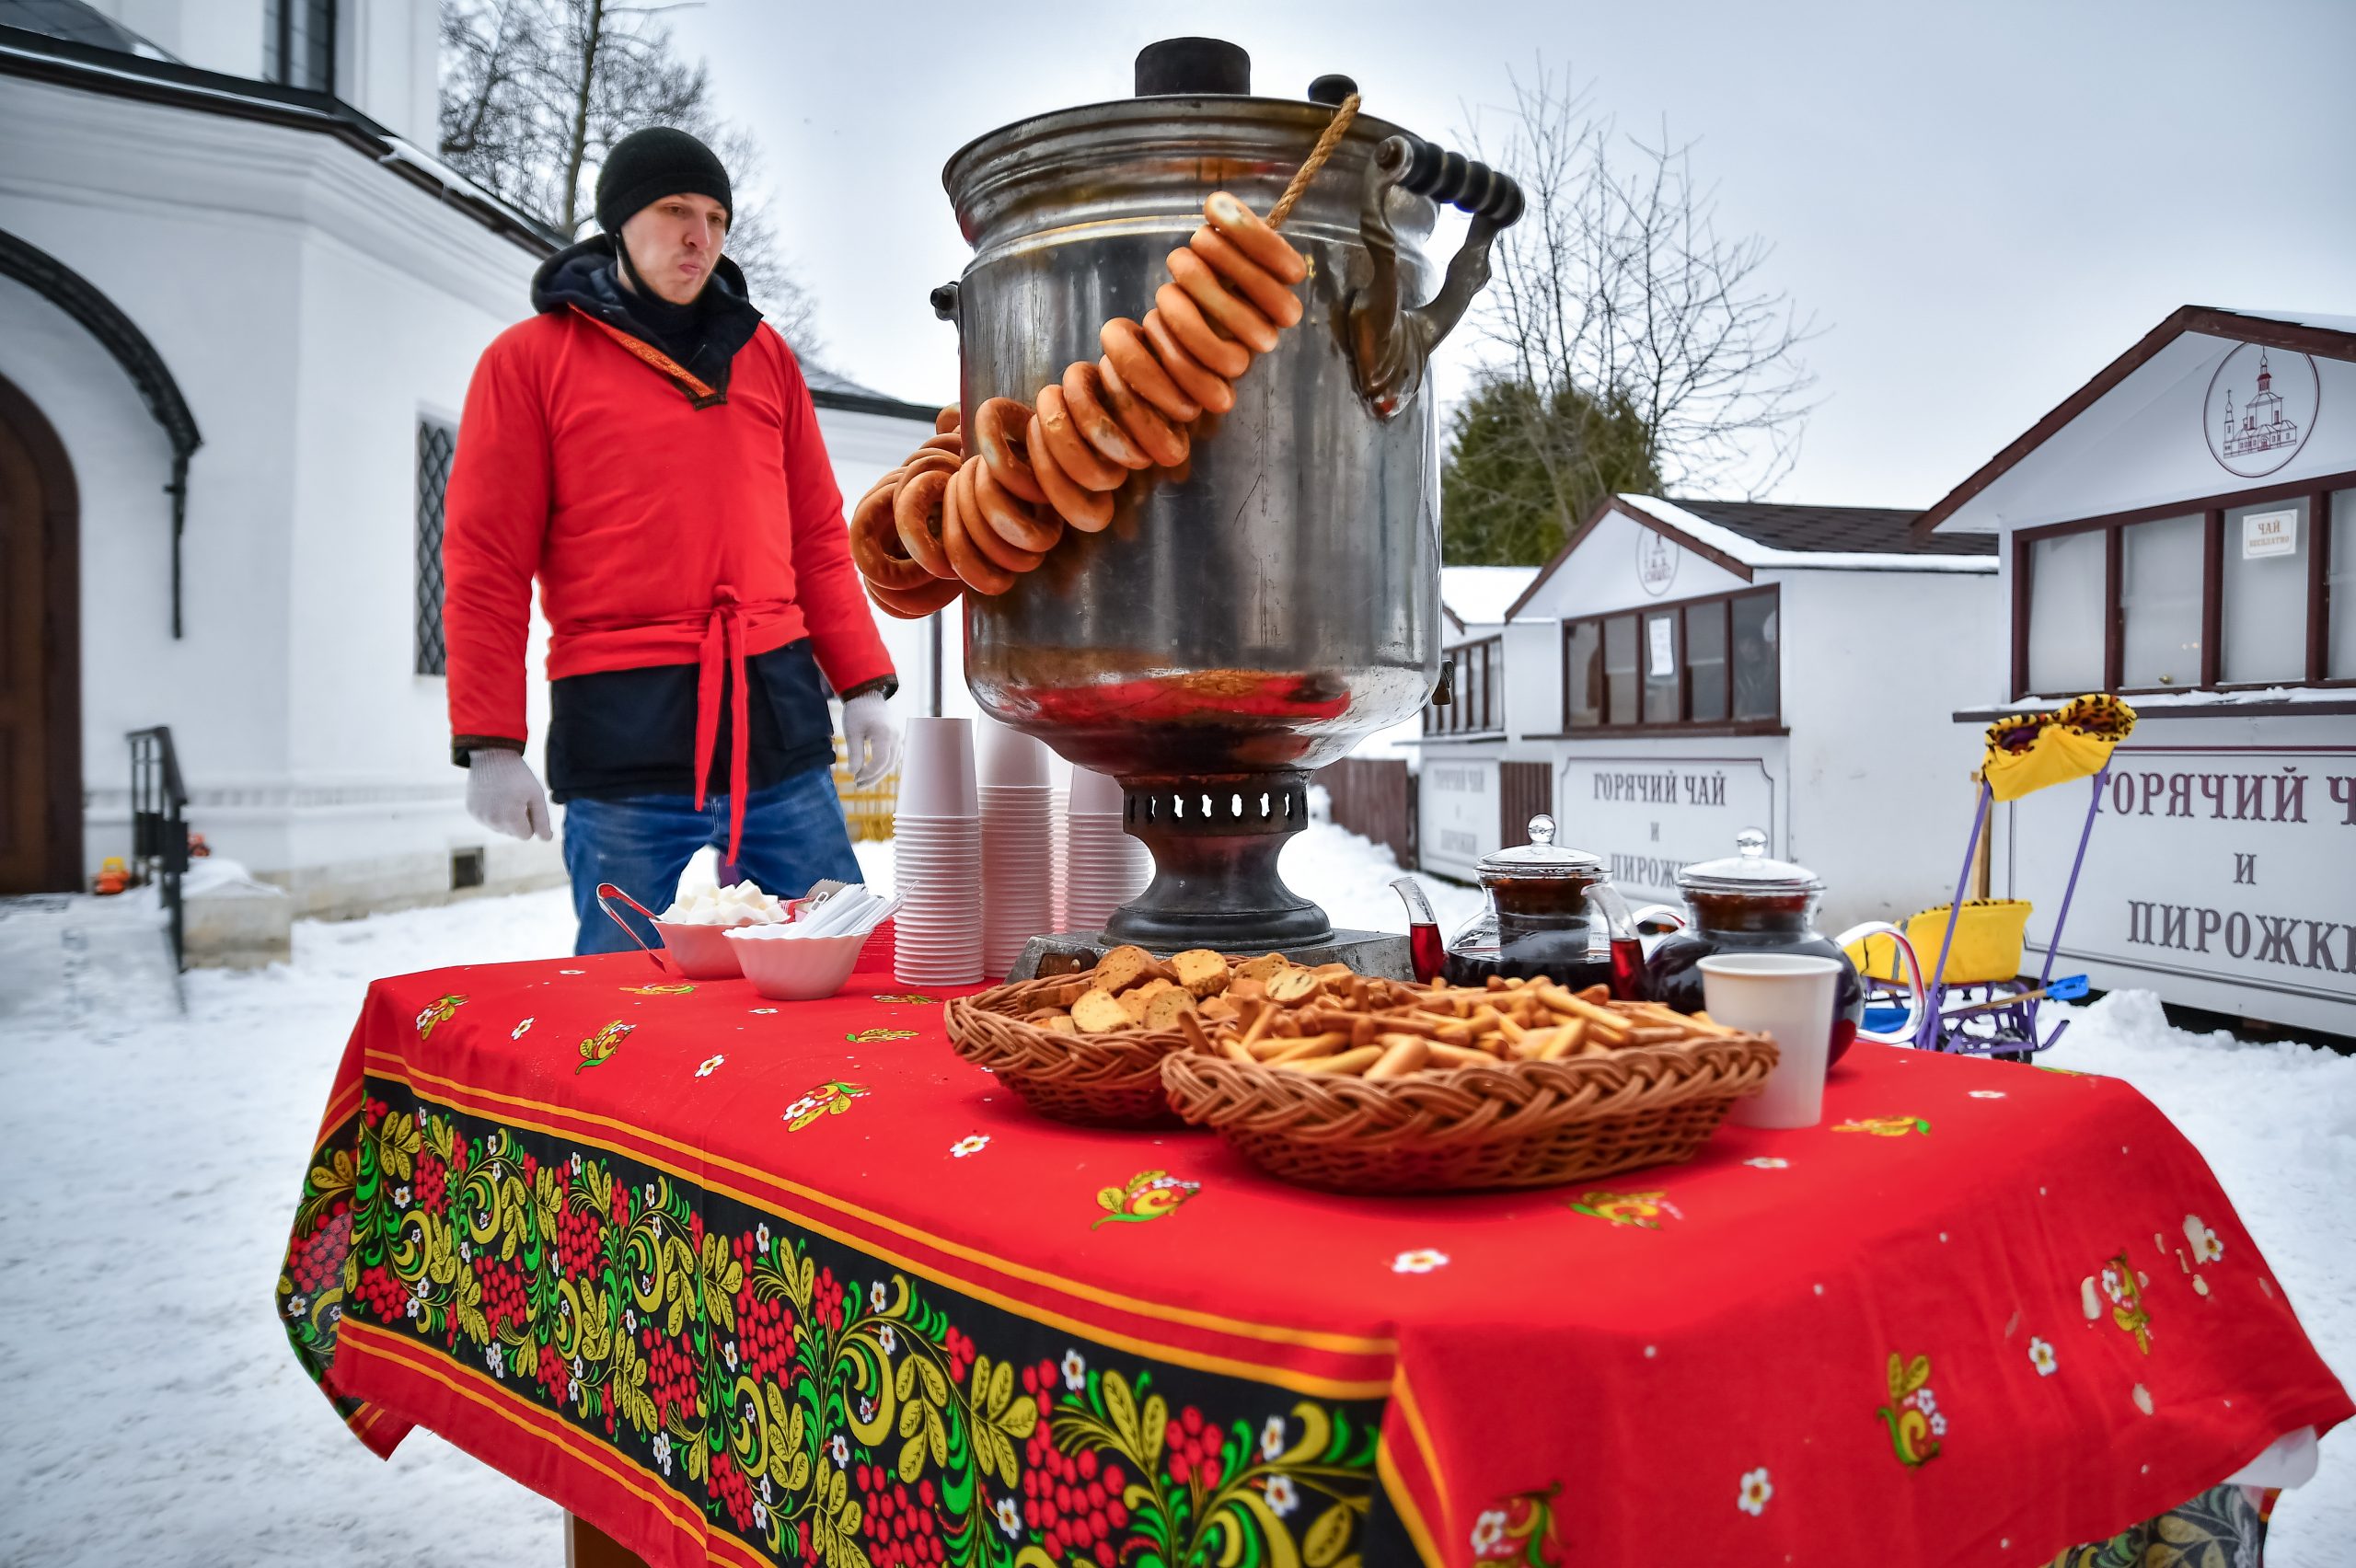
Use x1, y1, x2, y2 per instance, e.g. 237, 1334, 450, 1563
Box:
2212, 307, 2356, 336
1441, 566, 1541, 631
1618, 495, 1999, 573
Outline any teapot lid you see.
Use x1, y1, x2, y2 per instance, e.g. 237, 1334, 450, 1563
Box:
1678, 829, 1821, 894
1477, 815, 1603, 879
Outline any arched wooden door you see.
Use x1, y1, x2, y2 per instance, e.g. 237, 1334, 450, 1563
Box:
0, 373, 81, 894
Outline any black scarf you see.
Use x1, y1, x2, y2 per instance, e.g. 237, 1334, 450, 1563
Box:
530, 235, 764, 397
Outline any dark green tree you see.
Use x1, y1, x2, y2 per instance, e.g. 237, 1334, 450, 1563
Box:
1440, 375, 1658, 566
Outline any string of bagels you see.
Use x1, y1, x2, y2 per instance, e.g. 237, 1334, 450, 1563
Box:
851, 95, 1361, 619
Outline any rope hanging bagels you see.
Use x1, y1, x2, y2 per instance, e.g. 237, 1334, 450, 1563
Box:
853, 97, 1362, 617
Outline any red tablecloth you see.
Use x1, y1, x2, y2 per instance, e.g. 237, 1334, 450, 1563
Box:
278, 957, 2348, 1568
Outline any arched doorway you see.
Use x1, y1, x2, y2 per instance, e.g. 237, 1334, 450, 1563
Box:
0, 372, 82, 894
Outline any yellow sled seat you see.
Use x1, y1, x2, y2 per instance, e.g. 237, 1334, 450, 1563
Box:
1846, 900, 2033, 986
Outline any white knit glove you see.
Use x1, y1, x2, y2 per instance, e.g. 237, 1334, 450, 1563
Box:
841, 692, 899, 789
464, 749, 553, 841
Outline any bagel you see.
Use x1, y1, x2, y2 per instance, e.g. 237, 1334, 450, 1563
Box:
1095, 354, 1189, 468
1167, 247, 1280, 354
1100, 317, 1201, 423
1141, 309, 1237, 415
1205, 190, 1307, 284
849, 481, 935, 592
1059, 362, 1153, 471
866, 574, 963, 618
971, 453, 1064, 552
1034, 384, 1128, 491
893, 467, 957, 580
971, 397, 1046, 505
1028, 413, 1114, 531
1154, 282, 1252, 380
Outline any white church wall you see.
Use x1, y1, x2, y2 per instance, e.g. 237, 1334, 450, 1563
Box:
1, 74, 562, 912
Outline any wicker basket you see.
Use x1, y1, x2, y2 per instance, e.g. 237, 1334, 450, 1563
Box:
1159, 1032, 1779, 1193
944, 976, 1195, 1127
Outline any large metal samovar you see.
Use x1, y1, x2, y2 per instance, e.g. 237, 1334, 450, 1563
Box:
939, 40, 1520, 953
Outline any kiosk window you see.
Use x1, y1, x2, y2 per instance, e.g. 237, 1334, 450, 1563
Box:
2333, 490, 2356, 681
1566, 622, 1603, 727
1427, 636, 1503, 735
2120, 514, 2202, 688
1603, 617, 1639, 722
1562, 586, 1777, 730
2221, 498, 2309, 686
1731, 594, 1778, 721
1686, 601, 1728, 721
1643, 612, 1680, 723
2016, 473, 2356, 697
2027, 530, 2106, 694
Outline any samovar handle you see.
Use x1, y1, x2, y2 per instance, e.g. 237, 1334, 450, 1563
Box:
1348, 134, 1525, 418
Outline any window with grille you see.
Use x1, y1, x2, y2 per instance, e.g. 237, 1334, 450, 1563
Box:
415, 418, 456, 676
263, 0, 336, 92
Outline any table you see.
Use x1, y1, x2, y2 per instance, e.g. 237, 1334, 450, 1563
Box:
277, 956, 2349, 1568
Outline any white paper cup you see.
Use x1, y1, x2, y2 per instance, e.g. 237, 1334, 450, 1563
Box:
1702, 953, 1842, 1128
1067, 766, 1126, 817
896, 718, 977, 818
977, 720, 1053, 789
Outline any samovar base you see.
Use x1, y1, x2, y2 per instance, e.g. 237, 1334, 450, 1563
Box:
1103, 772, 1333, 951
1006, 930, 1415, 983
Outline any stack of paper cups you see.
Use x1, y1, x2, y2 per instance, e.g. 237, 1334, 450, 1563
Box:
978, 719, 1056, 979
1063, 767, 1153, 937
894, 717, 981, 986
1048, 782, 1069, 934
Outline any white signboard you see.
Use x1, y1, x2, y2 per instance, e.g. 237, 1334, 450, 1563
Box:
1417, 759, 1501, 882
2242, 508, 2299, 559
1555, 756, 1780, 904
2002, 744, 2356, 1034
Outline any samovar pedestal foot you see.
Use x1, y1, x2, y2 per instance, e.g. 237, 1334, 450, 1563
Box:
995, 773, 1413, 979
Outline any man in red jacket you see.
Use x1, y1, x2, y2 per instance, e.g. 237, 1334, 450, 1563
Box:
443, 128, 898, 954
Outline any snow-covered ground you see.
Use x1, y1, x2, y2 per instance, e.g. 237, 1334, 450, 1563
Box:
0, 823, 2346, 1566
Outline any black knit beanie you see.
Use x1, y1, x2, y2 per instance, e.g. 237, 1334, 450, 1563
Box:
595, 128, 733, 236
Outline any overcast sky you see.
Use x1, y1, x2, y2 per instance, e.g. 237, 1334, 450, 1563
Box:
669, 0, 2355, 509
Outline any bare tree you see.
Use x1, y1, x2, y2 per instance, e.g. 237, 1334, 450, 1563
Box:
1462, 66, 1820, 502
436, 0, 825, 361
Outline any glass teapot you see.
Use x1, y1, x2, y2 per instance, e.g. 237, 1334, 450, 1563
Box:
1401, 815, 1648, 997
1642, 830, 1926, 1066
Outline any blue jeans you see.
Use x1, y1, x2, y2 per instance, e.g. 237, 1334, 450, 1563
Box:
561, 765, 864, 956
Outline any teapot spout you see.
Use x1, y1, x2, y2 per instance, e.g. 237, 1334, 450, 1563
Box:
1389, 876, 1444, 983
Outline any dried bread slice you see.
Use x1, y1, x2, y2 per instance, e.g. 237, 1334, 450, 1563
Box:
1232, 953, 1290, 986
1093, 944, 1169, 994
1070, 988, 1134, 1034
1169, 949, 1231, 998
1118, 977, 1181, 1021
1142, 987, 1197, 1031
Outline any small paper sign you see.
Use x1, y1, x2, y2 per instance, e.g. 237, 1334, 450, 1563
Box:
2243, 508, 2299, 560
1648, 617, 1677, 676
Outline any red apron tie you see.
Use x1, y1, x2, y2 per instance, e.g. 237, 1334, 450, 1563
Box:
690, 586, 754, 869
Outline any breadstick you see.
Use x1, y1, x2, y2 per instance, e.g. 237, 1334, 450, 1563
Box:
1366, 1035, 1430, 1079
1280, 1044, 1384, 1075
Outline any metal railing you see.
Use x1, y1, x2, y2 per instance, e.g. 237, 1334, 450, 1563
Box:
128, 726, 190, 970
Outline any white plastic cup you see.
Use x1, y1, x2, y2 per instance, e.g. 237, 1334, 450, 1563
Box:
1067, 766, 1126, 816
977, 719, 1053, 789
1701, 953, 1843, 1129
896, 718, 977, 819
